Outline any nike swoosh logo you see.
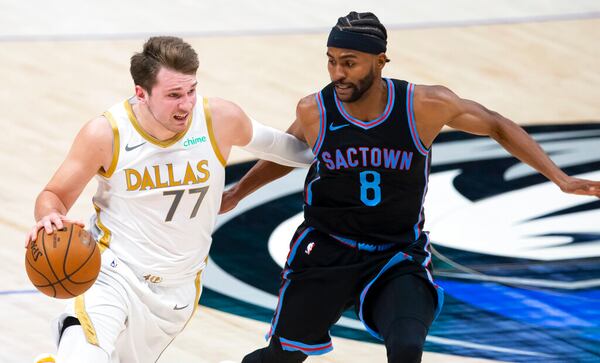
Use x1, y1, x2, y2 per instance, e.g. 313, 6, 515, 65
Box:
125, 142, 146, 151
173, 304, 189, 310
328, 123, 350, 131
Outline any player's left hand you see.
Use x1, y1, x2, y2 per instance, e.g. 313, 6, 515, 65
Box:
559, 177, 600, 198
219, 187, 241, 214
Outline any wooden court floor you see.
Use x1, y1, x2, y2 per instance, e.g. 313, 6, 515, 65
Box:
0, 4, 598, 362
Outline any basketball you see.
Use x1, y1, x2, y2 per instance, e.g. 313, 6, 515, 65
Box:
25, 222, 101, 299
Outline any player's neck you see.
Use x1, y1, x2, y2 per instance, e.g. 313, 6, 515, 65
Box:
132, 103, 179, 141
341, 78, 388, 121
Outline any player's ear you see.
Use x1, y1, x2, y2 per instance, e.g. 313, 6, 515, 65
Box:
135, 85, 148, 103
376, 53, 389, 69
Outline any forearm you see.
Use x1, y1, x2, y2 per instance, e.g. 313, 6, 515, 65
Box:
241, 119, 313, 167
34, 190, 68, 221
492, 118, 569, 186
229, 160, 295, 200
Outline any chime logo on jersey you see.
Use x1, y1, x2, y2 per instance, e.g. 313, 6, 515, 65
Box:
124, 160, 210, 191
203, 123, 600, 358
182, 135, 208, 148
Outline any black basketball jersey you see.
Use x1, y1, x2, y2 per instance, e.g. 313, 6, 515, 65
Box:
303, 78, 431, 246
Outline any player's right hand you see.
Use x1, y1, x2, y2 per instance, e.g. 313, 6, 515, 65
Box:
25, 213, 85, 247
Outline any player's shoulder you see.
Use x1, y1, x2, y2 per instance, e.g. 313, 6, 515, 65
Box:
67, 115, 115, 170
204, 97, 252, 146
414, 84, 459, 106
298, 93, 318, 106
296, 93, 319, 114
80, 115, 115, 143
295, 94, 320, 125
205, 96, 246, 121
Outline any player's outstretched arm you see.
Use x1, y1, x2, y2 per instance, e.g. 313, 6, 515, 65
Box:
219, 95, 319, 214
208, 97, 313, 167
414, 85, 600, 197
27, 116, 115, 245
219, 118, 306, 214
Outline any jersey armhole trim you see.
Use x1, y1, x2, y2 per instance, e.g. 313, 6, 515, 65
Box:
406, 83, 429, 156
93, 203, 111, 252
203, 97, 227, 167
313, 92, 327, 155
98, 112, 120, 178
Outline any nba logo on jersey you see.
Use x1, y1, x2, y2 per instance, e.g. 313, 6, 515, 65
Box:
305, 242, 315, 255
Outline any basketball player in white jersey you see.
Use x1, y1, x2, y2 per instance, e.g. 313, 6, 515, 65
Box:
26, 36, 313, 363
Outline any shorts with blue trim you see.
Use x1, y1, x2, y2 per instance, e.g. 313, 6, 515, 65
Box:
265, 223, 444, 356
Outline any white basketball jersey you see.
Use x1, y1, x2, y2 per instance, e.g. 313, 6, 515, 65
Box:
90, 96, 226, 283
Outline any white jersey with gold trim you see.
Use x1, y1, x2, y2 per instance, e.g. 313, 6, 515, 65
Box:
90, 96, 225, 284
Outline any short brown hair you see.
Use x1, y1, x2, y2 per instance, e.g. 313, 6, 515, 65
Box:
130, 36, 199, 93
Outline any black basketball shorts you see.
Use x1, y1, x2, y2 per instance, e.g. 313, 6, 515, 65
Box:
265, 224, 444, 356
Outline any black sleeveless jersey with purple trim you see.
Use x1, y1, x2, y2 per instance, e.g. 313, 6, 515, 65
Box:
303, 78, 431, 246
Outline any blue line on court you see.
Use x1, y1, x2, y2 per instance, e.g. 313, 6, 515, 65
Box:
0, 289, 39, 295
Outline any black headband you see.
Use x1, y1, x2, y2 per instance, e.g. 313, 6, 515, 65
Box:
327, 27, 387, 54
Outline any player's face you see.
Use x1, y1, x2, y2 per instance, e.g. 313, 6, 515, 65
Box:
327, 47, 379, 103
143, 67, 198, 133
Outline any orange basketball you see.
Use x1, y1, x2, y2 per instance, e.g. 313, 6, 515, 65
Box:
25, 222, 101, 299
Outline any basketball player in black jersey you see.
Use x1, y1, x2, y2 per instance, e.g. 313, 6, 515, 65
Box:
220, 12, 600, 363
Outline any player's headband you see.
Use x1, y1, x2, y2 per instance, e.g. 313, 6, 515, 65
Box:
327, 27, 387, 54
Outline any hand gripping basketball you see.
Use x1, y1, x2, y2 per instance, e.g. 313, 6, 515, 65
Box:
25, 222, 101, 299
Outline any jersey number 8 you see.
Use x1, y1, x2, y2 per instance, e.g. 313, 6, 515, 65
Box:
360, 171, 381, 206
